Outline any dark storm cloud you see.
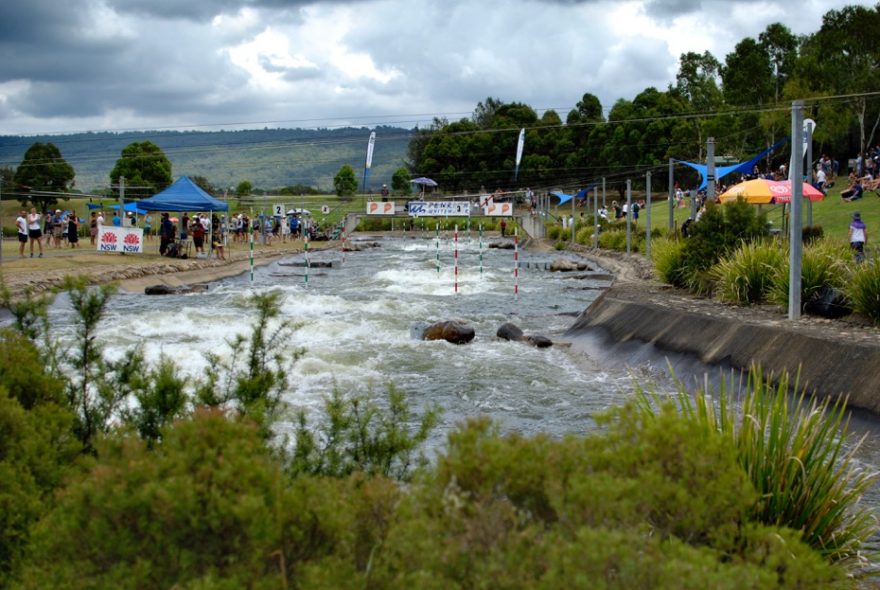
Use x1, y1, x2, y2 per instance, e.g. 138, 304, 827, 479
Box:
104, 0, 361, 21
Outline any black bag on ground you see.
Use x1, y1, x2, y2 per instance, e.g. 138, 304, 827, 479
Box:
804, 285, 851, 319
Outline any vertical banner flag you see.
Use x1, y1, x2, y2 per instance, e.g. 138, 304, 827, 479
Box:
514, 128, 525, 181
362, 130, 376, 192
789, 119, 816, 181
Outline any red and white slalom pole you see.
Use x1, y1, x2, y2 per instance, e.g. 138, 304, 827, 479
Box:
454, 224, 459, 294
341, 230, 346, 266
514, 227, 519, 298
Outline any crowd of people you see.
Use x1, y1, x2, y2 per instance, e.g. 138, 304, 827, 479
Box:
14, 208, 87, 257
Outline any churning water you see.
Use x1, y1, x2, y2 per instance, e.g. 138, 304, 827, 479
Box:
42, 232, 880, 510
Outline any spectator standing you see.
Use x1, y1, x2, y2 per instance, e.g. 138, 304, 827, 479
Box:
159, 212, 174, 255
27, 208, 44, 257
849, 212, 867, 263
16, 210, 27, 257
68, 211, 80, 248
90, 212, 99, 246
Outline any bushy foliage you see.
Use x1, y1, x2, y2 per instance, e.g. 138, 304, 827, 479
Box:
710, 240, 785, 304
845, 259, 880, 322
288, 386, 439, 481
651, 237, 688, 287
769, 239, 850, 308
636, 367, 876, 566
671, 199, 769, 294
14, 403, 847, 589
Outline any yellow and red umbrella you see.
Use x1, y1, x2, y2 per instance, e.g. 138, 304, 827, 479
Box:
718, 179, 825, 204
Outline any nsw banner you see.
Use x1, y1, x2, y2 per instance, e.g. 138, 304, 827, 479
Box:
97, 226, 144, 253
366, 201, 396, 215
407, 201, 470, 217
483, 203, 513, 217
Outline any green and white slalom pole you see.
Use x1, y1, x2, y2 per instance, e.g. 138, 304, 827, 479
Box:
304, 233, 310, 289
249, 221, 255, 285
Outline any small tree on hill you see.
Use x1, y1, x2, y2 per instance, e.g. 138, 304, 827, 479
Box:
236, 180, 253, 196
109, 141, 172, 199
391, 167, 411, 195
13, 143, 75, 210
334, 164, 358, 197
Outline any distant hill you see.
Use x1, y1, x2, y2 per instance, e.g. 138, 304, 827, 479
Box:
0, 126, 413, 193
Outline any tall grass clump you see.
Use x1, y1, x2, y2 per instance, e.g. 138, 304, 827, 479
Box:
651, 237, 688, 287
846, 259, 880, 323
598, 229, 628, 251
709, 240, 785, 305
769, 239, 850, 307
636, 367, 877, 567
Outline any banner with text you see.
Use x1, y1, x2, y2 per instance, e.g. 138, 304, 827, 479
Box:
97, 226, 144, 253
407, 201, 471, 217
483, 203, 513, 217
366, 201, 396, 215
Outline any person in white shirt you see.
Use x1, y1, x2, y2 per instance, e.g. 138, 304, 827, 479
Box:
26, 208, 43, 258
815, 166, 827, 192
16, 210, 28, 257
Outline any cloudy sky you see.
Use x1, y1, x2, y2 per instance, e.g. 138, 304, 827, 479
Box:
0, 0, 869, 136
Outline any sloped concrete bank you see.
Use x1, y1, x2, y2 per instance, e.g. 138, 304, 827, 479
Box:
566, 286, 880, 415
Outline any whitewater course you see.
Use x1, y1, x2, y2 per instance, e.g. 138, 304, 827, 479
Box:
44, 230, 880, 513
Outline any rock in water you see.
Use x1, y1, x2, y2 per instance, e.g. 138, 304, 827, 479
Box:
144, 284, 208, 295
423, 320, 475, 344
496, 322, 524, 341
524, 335, 553, 348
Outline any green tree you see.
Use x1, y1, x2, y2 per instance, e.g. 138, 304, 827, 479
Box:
13, 143, 75, 210
759, 22, 798, 104
109, 141, 172, 199
722, 37, 773, 108
391, 167, 411, 195
189, 174, 216, 194
236, 179, 253, 195
333, 164, 358, 197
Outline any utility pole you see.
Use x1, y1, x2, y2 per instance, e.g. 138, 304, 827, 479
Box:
789, 101, 804, 321
625, 179, 632, 254
668, 158, 674, 232
645, 171, 652, 259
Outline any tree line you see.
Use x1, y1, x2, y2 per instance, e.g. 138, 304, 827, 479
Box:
406, 4, 880, 196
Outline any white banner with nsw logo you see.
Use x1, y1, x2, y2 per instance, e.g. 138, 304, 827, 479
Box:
483, 202, 513, 216
97, 226, 144, 253
407, 201, 471, 217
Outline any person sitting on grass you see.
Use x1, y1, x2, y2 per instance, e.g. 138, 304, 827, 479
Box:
842, 177, 864, 202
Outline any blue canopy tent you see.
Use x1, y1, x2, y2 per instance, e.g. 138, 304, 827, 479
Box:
86, 202, 148, 214
137, 176, 229, 212
675, 138, 788, 191
550, 191, 574, 205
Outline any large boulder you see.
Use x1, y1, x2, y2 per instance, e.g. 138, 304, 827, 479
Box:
488, 241, 515, 250
495, 321, 553, 348
523, 335, 553, 348
496, 322, 524, 341
422, 320, 475, 345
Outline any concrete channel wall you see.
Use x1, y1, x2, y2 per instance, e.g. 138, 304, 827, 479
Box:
567, 289, 880, 415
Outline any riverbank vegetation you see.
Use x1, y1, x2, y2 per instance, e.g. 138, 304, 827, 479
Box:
0, 277, 876, 587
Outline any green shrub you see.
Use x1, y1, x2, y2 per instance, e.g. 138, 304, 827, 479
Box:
546, 225, 562, 240
846, 259, 880, 322
769, 239, 849, 308
710, 240, 785, 305
575, 224, 595, 245
554, 241, 567, 250
651, 238, 688, 287
636, 367, 876, 567
598, 229, 627, 251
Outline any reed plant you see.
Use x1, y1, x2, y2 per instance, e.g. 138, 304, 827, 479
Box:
709, 240, 785, 305
635, 367, 877, 568
769, 238, 850, 307
651, 237, 688, 287
845, 259, 880, 323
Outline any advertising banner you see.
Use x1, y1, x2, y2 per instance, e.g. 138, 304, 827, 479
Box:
366, 201, 396, 215
407, 201, 471, 217
483, 202, 513, 217
97, 226, 144, 253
